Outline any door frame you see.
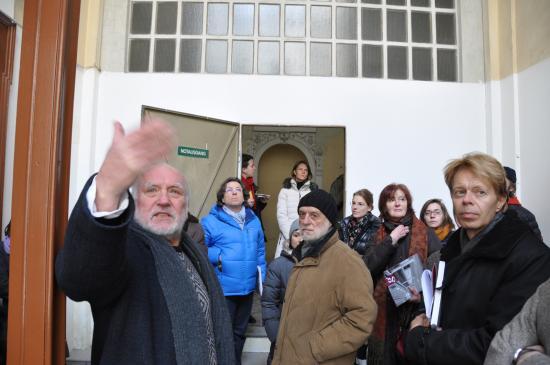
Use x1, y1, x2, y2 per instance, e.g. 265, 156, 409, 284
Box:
7, 1, 80, 364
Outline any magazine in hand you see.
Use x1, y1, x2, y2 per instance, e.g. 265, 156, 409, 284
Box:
384, 254, 424, 307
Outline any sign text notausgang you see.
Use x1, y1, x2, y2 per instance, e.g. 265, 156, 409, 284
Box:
178, 146, 209, 159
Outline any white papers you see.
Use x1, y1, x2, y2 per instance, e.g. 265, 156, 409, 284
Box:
257, 266, 263, 296
430, 261, 446, 328
421, 270, 434, 319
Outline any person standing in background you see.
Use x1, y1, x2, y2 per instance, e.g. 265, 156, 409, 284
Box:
420, 198, 455, 244
504, 166, 543, 241
241, 154, 269, 224
202, 177, 266, 365
275, 160, 318, 258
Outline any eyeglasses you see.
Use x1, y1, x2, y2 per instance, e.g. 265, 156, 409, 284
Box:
424, 210, 442, 216
225, 187, 243, 193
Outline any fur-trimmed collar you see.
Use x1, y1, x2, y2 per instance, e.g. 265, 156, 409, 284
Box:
282, 177, 319, 191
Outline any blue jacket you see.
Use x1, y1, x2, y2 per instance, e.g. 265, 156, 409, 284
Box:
201, 204, 266, 296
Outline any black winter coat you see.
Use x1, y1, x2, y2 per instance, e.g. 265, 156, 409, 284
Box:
508, 204, 543, 241
261, 251, 295, 342
338, 213, 381, 255
405, 210, 550, 365
55, 177, 235, 365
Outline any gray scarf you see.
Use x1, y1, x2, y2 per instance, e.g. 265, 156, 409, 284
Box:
222, 205, 246, 229
133, 225, 236, 365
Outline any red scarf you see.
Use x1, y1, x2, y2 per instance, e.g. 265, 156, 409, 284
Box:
508, 196, 521, 206
241, 175, 256, 209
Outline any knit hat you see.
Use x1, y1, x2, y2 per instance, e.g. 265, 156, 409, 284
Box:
297, 189, 338, 225
504, 166, 516, 183
288, 219, 300, 239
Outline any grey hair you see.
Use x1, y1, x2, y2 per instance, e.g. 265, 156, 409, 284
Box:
132, 163, 190, 210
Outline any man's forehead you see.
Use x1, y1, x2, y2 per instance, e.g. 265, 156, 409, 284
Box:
140, 165, 185, 186
299, 206, 323, 214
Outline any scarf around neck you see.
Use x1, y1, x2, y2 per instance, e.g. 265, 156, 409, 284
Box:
135, 225, 235, 365
434, 223, 453, 242
222, 205, 246, 229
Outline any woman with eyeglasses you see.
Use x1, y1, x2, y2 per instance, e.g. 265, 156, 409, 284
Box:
363, 183, 440, 365
420, 199, 455, 244
201, 177, 266, 365
275, 160, 318, 258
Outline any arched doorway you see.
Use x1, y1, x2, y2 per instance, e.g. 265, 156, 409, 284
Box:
258, 144, 306, 261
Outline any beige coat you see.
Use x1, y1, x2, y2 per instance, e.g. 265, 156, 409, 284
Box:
272, 232, 377, 365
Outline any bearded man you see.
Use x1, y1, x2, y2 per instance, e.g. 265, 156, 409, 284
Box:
55, 120, 234, 365
272, 189, 377, 365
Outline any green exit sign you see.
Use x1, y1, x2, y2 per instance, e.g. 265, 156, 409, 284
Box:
178, 146, 209, 159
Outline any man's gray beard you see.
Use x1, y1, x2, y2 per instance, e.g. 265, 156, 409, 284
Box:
301, 222, 332, 244
135, 207, 188, 242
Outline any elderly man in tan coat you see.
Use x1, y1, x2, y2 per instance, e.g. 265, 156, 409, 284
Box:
272, 189, 377, 365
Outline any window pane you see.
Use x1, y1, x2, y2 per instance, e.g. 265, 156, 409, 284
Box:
285, 5, 306, 37
336, 43, 357, 77
337, 0, 356, 3
387, 10, 407, 42
156, 2, 177, 34
181, 2, 203, 35
258, 41, 279, 74
336, 7, 357, 40
259, 4, 280, 36
154, 39, 175, 72
310, 42, 331, 76
311, 6, 331, 39
437, 48, 456, 81
411, 0, 430, 6
179, 39, 202, 72
207, 3, 228, 36
233, 3, 254, 36
412, 47, 432, 80
284, 42, 306, 76
206, 40, 227, 73
435, 0, 454, 9
436, 13, 456, 44
411, 11, 431, 43
232, 40, 254, 74
362, 44, 382, 78
362, 8, 381, 41
362, 0, 381, 3
130, 2, 152, 34
128, 39, 150, 71
387, 0, 405, 5
387, 45, 407, 79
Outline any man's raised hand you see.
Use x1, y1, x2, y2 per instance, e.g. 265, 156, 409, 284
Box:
95, 119, 176, 211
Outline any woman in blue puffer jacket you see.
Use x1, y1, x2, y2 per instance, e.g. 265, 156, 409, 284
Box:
201, 177, 266, 365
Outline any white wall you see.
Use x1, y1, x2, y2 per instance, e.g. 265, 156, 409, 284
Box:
0, 0, 13, 18
71, 71, 486, 219
517, 57, 550, 241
